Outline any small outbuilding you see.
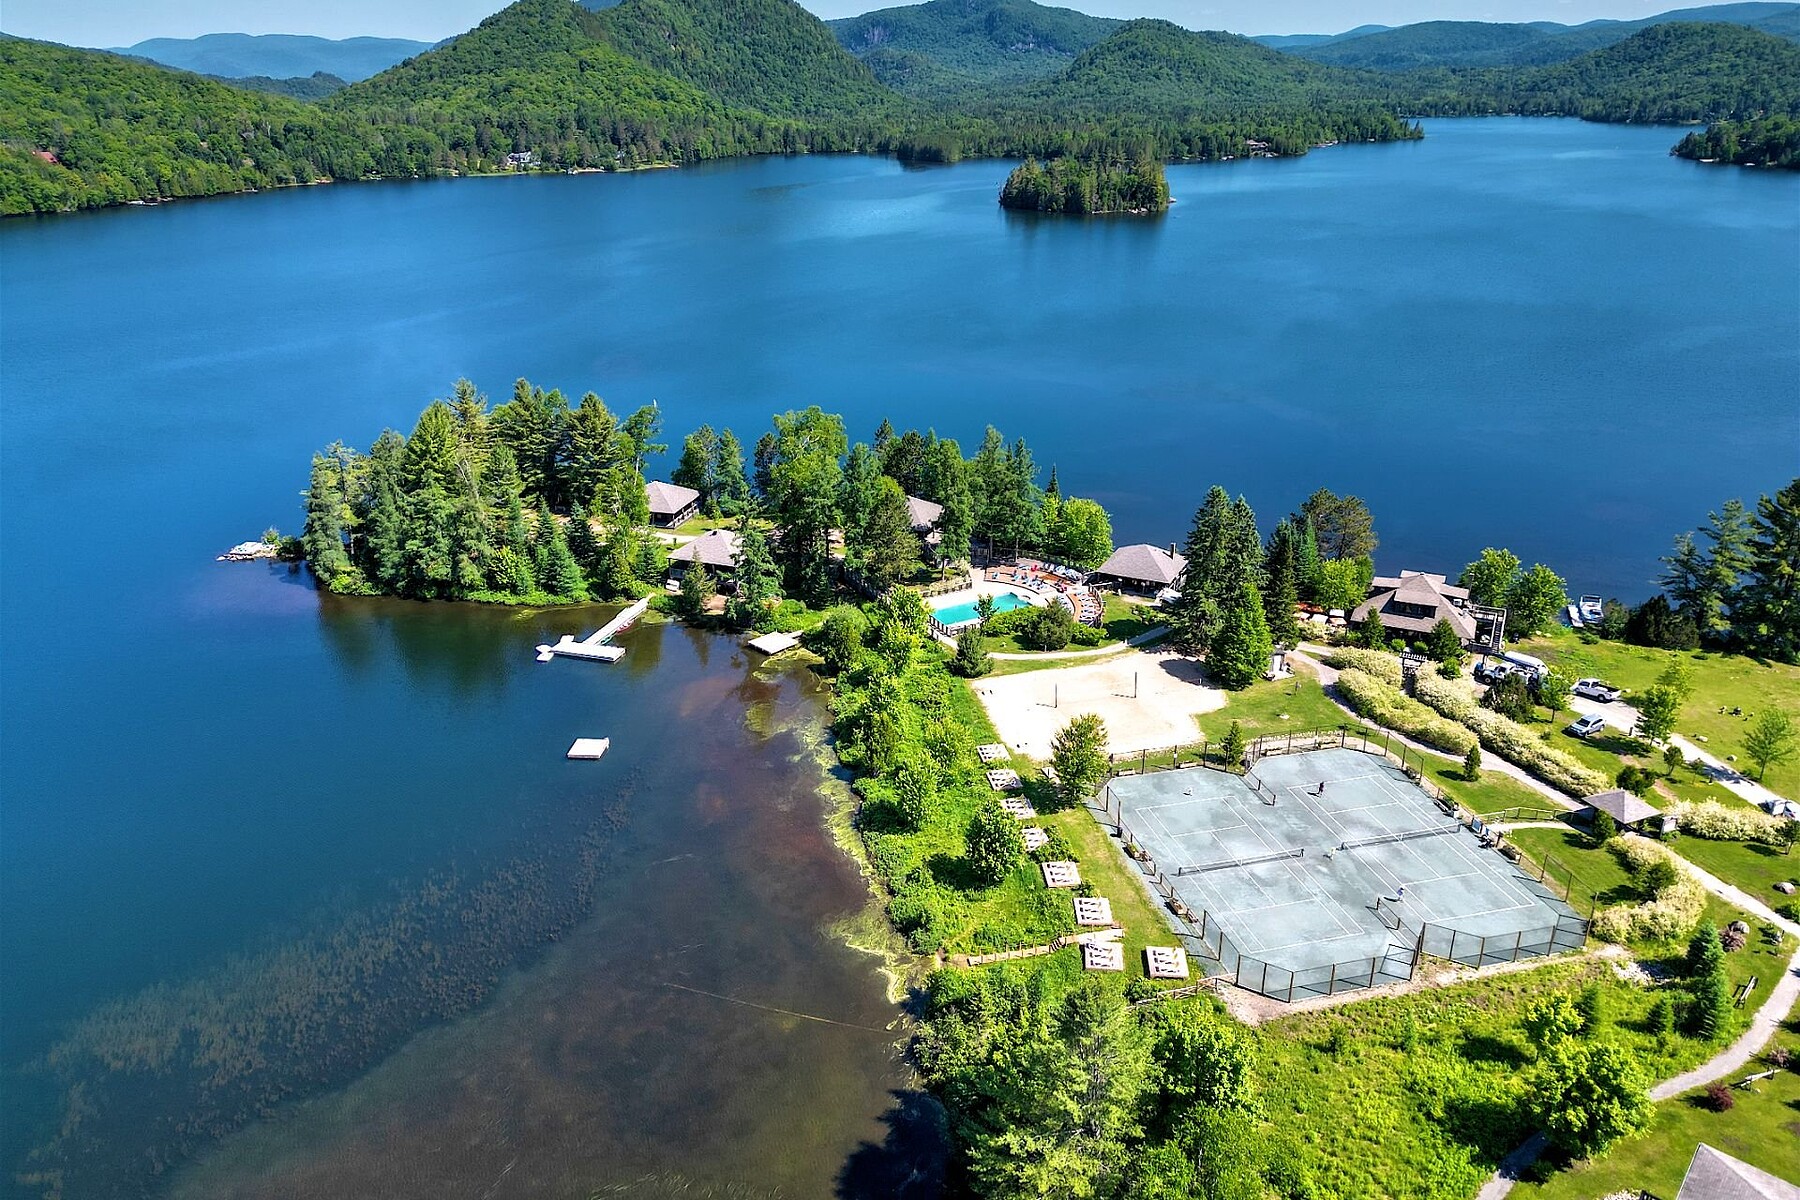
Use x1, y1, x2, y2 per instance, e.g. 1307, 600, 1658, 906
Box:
1582, 788, 1663, 831
644, 480, 702, 528
1675, 1143, 1800, 1200
1091, 543, 1187, 594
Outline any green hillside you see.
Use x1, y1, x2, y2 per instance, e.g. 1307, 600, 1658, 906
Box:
1295, 21, 1581, 70
0, 37, 361, 214
1506, 22, 1800, 120
594, 0, 894, 118
219, 71, 349, 100
1032, 20, 1371, 114
830, 0, 1121, 92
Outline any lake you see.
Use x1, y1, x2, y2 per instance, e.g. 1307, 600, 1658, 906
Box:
0, 117, 1794, 1198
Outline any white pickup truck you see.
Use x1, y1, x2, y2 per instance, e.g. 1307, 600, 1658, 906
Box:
1572, 678, 1622, 702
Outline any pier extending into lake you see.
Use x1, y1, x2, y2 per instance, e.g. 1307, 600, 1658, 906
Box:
535, 597, 650, 663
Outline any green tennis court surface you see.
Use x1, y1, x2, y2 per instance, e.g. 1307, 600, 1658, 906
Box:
1103, 748, 1585, 1000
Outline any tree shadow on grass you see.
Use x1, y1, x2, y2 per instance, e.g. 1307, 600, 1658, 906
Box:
1457, 1031, 1529, 1068
925, 851, 986, 893
835, 1088, 949, 1199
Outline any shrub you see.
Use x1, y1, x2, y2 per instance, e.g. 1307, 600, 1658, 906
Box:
1590, 840, 1706, 943
1414, 674, 1609, 796
1335, 669, 1477, 757
1616, 765, 1658, 796
1721, 925, 1748, 952
1768, 1045, 1792, 1070
1703, 1082, 1734, 1111
1591, 810, 1617, 846
1464, 744, 1482, 782
1322, 647, 1405, 688
1647, 993, 1676, 1037
965, 800, 1025, 886
1527, 1042, 1653, 1158
1668, 800, 1787, 845
951, 626, 992, 678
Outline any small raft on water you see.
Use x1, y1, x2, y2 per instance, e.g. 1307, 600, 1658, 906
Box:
567, 738, 611, 760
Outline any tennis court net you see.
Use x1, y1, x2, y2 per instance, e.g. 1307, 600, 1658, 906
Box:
1176, 847, 1304, 876
1342, 825, 1461, 851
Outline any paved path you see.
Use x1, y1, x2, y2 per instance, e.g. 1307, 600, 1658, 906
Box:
1290, 648, 1578, 812
987, 626, 1169, 661
1476, 846, 1800, 1197
1651, 944, 1800, 1099
1565, 695, 1790, 808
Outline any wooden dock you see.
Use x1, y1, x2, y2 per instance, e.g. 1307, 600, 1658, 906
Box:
536, 596, 650, 664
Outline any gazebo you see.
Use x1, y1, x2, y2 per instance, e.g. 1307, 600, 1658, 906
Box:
644, 480, 701, 528
1676, 1143, 1800, 1200
1090, 543, 1186, 595
1582, 788, 1662, 831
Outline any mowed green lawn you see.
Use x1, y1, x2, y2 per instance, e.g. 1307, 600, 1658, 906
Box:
1515, 1033, 1800, 1200
1518, 627, 1800, 798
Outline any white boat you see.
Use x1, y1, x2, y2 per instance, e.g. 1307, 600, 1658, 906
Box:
567, 738, 611, 760
1579, 595, 1604, 623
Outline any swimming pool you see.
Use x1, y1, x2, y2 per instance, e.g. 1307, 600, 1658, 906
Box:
932, 591, 1033, 628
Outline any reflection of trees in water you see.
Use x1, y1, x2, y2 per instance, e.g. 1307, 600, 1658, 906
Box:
15, 781, 640, 1200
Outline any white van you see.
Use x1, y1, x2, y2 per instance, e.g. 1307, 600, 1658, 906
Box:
1501, 650, 1548, 681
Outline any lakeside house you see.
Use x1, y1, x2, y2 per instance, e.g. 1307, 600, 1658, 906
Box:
1091, 543, 1186, 595
667, 528, 741, 582
645, 480, 702, 528
1352, 571, 1484, 645
907, 495, 944, 558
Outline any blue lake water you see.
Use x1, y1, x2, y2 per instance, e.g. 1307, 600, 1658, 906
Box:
1, 117, 1796, 1198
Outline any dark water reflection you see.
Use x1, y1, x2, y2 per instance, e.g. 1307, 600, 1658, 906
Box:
7, 592, 938, 1199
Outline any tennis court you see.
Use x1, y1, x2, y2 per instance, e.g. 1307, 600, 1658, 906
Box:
1104, 748, 1585, 1000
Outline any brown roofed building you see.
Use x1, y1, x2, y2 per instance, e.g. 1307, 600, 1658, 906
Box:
644, 481, 701, 528
1352, 571, 1478, 643
907, 495, 944, 552
1091, 544, 1187, 594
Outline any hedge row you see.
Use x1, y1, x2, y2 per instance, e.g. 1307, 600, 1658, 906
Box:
1670, 799, 1789, 845
1412, 674, 1609, 799
1590, 838, 1706, 943
1321, 647, 1406, 688
1335, 668, 1478, 757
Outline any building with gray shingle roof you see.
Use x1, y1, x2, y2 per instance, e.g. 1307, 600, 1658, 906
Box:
668, 528, 740, 573
1582, 788, 1662, 829
1677, 1144, 1800, 1200
1091, 543, 1186, 592
645, 481, 701, 528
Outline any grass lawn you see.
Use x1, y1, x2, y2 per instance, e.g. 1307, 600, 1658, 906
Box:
1518, 627, 1800, 798
1515, 1030, 1800, 1199
1673, 835, 1800, 907
1505, 828, 1792, 1015
1099, 593, 1160, 643
1255, 958, 1738, 1200
1431, 764, 1566, 817
1193, 675, 1353, 744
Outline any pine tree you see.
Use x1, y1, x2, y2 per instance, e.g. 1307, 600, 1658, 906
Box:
679, 560, 716, 620
839, 442, 885, 555
727, 521, 780, 630
712, 429, 752, 514
564, 392, 620, 509
530, 496, 557, 582
673, 424, 720, 511
1166, 486, 1233, 654
302, 451, 355, 586
564, 502, 604, 586
1293, 515, 1323, 602
859, 478, 922, 591
1209, 581, 1274, 690
1733, 478, 1800, 662
1262, 519, 1302, 647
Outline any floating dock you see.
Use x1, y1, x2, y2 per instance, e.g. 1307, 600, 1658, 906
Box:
567, 738, 611, 760
536, 596, 651, 663
745, 631, 800, 656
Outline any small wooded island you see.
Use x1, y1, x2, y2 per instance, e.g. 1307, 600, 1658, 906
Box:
998, 155, 1171, 215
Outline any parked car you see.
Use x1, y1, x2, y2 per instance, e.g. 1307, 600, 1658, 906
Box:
1572, 678, 1622, 702
1474, 660, 1517, 685
1567, 713, 1607, 739
1500, 650, 1548, 682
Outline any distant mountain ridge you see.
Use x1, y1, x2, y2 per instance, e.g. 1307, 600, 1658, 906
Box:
107, 33, 434, 82
829, 0, 1121, 92
1255, 2, 1800, 69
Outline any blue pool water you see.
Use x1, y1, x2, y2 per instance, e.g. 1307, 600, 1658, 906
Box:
935, 592, 1034, 627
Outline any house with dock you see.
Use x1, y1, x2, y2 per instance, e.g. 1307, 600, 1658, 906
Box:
668, 528, 741, 583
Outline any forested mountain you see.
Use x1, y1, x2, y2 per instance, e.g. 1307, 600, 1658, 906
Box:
0, 38, 368, 214
219, 72, 349, 100
109, 33, 433, 82
592, 0, 893, 118
5, 0, 1797, 216
1499, 22, 1800, 121
830, 0, 1121, 93
1029, 21, 1370, 114
1264, 2, 1799, 69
